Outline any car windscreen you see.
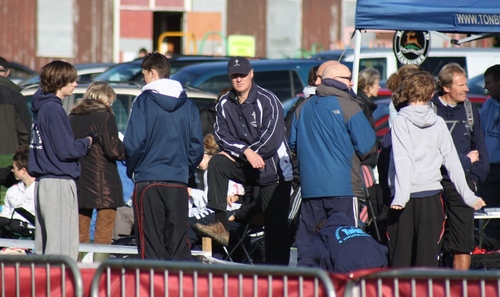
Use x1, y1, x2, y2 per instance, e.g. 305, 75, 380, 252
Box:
94, 62, 143, 82
171, 71, 202, 86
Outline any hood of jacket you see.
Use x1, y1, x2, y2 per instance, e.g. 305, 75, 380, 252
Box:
31, 89, 63, 113
70, 98, 112, 115
141, 78, 187, 112
431, 93, 465, 118
398, 104, 438, 128
317, 78, 357, 98
316, 78, 357, 101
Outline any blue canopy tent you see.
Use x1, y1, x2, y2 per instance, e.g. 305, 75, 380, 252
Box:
352, 0, 500, 88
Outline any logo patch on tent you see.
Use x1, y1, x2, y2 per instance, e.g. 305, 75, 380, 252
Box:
393, 31, 431, 65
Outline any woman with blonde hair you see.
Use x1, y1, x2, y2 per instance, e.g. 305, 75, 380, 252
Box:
69, 81, 126, 245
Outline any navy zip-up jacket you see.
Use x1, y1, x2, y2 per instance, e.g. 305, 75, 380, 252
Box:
28, 89, 90, 180
214, 84, 293, 185
431, 93, 489, 183
124, 79, 203, 184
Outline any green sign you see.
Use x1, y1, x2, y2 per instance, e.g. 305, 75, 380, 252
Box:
227, 35, 256, 57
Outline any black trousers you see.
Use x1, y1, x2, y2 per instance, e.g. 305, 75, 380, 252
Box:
387, 193, 445, 267
207, 154, 292, 265
133, 181, 191, 261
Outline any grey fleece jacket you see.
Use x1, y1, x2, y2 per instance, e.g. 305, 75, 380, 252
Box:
390, 104, 479, 208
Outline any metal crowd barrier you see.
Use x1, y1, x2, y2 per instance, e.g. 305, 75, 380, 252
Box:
0, 254, 83, 297
89, 259, 336, 297
343, 268, 500, 297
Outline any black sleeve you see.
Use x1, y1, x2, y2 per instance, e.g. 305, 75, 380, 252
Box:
284, 97, 305, 139
15, 92, 32, 145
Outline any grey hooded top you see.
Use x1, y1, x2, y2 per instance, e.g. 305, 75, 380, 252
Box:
389, 104, 479, 208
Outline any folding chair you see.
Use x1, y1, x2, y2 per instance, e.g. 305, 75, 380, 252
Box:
0, 207, 35, 239
13, 207, 35, 226
223, 212, 265, 264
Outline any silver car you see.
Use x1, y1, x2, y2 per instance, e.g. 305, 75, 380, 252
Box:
21, 83, 218, 134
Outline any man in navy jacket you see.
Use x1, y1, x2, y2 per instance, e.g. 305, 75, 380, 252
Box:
196, 56, 293, 265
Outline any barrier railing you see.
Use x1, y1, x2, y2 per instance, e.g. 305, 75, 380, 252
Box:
0, 254, 83, 297
89, 259, 336, 297
343, 268, 500, 297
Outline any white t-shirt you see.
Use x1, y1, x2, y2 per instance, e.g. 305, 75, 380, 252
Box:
0, 181, 36, 228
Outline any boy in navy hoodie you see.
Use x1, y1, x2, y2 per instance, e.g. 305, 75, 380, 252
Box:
124, 53, 203, 260
29, 61, 96, 261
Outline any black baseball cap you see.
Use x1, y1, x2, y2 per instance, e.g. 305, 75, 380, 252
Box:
227, 56, 252, 75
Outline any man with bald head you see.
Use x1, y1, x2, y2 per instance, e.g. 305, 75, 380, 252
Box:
314, 60, 340, 86
289, 62, 377, 268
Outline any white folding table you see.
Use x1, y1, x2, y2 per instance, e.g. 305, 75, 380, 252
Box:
474, 208, 500, 249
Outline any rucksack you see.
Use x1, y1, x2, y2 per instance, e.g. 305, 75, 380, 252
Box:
431, 99, 474, 133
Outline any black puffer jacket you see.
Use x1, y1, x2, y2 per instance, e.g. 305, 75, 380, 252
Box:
69, 99, 126, 209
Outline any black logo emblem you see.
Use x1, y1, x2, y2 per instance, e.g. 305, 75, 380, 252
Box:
393, 31, 431, 65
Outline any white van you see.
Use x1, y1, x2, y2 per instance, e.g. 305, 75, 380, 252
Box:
312, 48, 500, 80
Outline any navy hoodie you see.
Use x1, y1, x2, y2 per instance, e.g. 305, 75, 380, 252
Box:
124, 79, 203, 184
302, 212, 388, 273
430, 93, 489, 183
28, 89, 90, 180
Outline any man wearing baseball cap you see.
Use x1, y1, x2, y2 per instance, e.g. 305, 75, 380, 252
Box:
194, 56, 293, 265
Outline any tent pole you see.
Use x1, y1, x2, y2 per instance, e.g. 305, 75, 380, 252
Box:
352, 30, 362, 92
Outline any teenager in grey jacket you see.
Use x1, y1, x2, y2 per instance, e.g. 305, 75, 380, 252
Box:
387, 71, 485, 268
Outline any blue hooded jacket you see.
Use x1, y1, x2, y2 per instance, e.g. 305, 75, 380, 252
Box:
124, 79, 203, 184
28, 89, 90, 180
289, 79, 377, 198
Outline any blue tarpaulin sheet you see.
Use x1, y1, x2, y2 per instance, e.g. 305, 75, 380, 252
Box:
355, 0, 500, 34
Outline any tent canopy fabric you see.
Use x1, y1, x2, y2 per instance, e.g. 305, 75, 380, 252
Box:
355, 0, 500, 34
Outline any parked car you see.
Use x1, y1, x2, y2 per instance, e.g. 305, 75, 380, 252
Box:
312, 48, 500, 81
94, 56, 232, 85
171, 59, 322, 101
8, 62, 37, 84
21, 83, 218, 134
18, 63, 116, 88
467, 73, 486, 96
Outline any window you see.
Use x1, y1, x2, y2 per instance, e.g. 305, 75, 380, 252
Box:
360, 58, 387, 81
197, 75, 232, 95
415, 57, 467, 77
254, 71, 294, 101
113, 94, 135, 134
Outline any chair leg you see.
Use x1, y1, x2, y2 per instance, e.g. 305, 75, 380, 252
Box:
224, 224, 250, 262
365, 196, 381, 242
